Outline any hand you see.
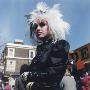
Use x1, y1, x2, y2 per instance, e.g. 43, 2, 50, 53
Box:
21, 72, 29, 81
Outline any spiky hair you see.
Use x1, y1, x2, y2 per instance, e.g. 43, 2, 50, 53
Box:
26, 2, 70, 42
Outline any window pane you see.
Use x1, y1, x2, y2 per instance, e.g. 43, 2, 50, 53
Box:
80, 47, 89, 60
30, 52, 33, 58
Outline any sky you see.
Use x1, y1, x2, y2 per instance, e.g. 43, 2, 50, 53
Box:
0, 0, 90, 51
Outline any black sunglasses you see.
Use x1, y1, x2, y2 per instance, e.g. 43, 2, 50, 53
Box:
30, 22, 46, 30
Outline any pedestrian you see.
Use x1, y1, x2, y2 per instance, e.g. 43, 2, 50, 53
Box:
9, 75, 15, 90
0, 79, 4, 90
21, 2, 70, 90
14, 64, 29, 90
5, 82, 11, 90
60, 68, 77, 90
81, 72, 90, 90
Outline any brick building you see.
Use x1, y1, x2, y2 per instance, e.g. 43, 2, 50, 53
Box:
69, 43, 90, 71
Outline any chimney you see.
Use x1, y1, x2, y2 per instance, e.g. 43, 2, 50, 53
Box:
14, 39, 24, 44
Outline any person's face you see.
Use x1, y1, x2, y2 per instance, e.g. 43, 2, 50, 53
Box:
33, 19, 50, 40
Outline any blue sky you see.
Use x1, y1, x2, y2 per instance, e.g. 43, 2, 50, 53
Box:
0, 0, 90, 50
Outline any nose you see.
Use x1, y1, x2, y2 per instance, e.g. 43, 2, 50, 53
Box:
37, 25, 41, 31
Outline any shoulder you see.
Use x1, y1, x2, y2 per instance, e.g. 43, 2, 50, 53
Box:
56, 40, 70, 47
54, 40, 70, 52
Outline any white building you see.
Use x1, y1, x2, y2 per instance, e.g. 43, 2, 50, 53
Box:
3, 39, 36, 76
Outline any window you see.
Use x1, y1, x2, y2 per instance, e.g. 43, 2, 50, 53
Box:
29, 50, 35, 59
80, 47, 89, 60
8, 48, 15, 57
30, 52, 33, 58
74, 52, 79, 62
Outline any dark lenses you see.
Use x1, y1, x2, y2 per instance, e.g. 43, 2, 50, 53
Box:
39, 22, 46, 27
30, 22, 46, 30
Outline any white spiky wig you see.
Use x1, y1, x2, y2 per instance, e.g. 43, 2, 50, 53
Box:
26, 2, 70, 43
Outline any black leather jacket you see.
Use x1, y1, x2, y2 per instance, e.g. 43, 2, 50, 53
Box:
27, 39, 70, 86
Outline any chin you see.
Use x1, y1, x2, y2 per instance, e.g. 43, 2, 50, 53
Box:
38, 36, 44, 40
38, 35, 44, 38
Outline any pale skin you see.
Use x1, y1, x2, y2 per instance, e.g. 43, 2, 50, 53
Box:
33, 18, 51, 40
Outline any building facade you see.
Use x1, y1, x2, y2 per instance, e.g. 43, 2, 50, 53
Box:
69, 43, 90, 71
3, 40, 36, 76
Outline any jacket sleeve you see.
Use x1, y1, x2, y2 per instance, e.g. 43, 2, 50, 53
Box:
26, 40, 70, 82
